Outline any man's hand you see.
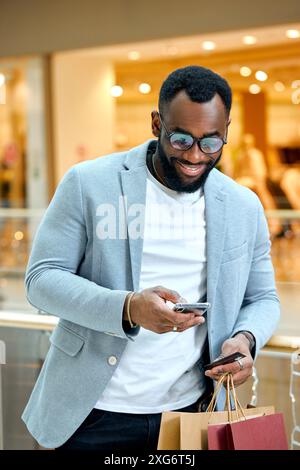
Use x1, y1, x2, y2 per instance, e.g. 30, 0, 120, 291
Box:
204, 334, 253, 386
125, 286, 206, 334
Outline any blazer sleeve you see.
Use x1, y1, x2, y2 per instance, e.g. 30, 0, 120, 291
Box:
231, 197, 280, 356
25, 166, 131, 338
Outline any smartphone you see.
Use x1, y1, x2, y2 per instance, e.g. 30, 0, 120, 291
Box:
203, 352, 246, 371
172, 302, 211, 314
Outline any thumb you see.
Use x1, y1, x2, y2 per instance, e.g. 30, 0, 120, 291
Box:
153, 286, 184, 303
221, 338, 238, 356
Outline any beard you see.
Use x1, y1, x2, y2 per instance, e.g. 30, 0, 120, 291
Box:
157, 138, 222, 193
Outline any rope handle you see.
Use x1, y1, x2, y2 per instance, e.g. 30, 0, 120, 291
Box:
206, 372, 246, 423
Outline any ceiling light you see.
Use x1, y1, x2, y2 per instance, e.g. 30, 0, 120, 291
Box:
202, 41, 216, 51
14, 231, 24, 241
139, 83, 151, 94
240, 66, 252, 77
243, 35, 257, 45
291, 80, 300, 89
0, 73, 5, 87
110, 85, 123, 97
249, 84, 261, 94
274, 81, 285, 92
255, 71, 268, 82
286, 29, 300, 39
128, 51, 140, 60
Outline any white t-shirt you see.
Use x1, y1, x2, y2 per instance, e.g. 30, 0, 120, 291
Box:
95, 167, 208, 413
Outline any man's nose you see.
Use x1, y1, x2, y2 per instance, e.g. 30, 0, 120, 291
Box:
183, 142, 208, 164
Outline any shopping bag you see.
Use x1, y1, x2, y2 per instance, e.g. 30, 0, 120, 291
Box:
158, 373, 274, 450
207, 373, 288, 450
227, 413, 288, 450
157, 412, 182, 449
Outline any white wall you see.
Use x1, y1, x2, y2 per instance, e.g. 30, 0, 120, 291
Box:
52, 54, 115, 181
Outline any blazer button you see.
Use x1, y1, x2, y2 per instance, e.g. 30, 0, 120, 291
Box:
108, 355, 117, 366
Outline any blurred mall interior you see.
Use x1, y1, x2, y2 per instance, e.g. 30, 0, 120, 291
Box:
0, 0, 300, 450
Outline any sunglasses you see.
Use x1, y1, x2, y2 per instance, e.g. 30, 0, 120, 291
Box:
159, 115, 227, 154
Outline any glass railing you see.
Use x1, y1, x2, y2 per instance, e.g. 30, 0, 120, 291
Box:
0, 208, 300, 311
0, 209, 44, 312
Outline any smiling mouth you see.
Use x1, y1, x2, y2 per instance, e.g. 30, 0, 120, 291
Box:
176, 160, 207, 177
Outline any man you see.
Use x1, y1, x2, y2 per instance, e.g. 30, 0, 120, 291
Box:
22, 66, 280, 451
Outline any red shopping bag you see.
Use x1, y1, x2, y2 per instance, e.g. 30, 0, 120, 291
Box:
227, 413, 288, 450
207, 422, 231, 450
208, 413, 289, 450
207, 373, 289, 450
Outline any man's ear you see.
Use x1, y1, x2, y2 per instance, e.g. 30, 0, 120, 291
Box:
151, 110, 161, 137
225, 116, 231, 141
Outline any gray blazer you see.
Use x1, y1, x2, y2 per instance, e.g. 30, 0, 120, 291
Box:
22, 140, 280, 448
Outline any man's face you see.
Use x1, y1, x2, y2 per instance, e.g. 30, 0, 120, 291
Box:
151, 91, 230, 193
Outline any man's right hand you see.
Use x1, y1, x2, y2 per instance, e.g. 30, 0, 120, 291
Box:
124, 286, 205, 334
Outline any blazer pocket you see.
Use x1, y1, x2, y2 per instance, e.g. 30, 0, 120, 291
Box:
221, 241, 248, 264
49, 324, 85, 357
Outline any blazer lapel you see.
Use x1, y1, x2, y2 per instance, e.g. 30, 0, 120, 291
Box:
120, 141, 151, 291
204, 171, 228, 311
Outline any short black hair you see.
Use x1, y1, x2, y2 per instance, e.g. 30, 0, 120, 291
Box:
159, 65, 232, 115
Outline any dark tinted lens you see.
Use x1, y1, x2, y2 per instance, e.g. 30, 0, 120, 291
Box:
200, 137, 223, 154
169, 133, 194, 150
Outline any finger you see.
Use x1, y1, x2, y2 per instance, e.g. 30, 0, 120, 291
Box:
180, 315, 205, 330
230, 373, 250, 387
160, 315, 205, 332
222, 357, 253, 374
228, 367, 253, 387
159, 324, 182, 334
187, 309, 204, 317
153, 286, 182, 303
205, 364, 252, 383
207, 362, 246, 377
160, 307, 195, 324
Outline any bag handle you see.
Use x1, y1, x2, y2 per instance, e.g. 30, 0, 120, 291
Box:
206, 372, 246, 423
227, 373, 246, 422
206, 373, 229, 413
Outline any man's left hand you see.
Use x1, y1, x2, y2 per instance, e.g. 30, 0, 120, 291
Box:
204, 334, 254, 386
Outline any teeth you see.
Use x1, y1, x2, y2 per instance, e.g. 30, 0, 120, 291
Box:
180, 162, 201, 171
